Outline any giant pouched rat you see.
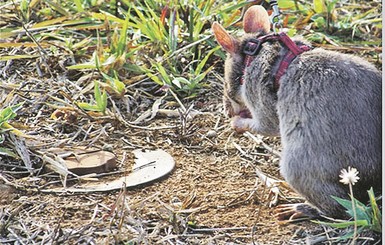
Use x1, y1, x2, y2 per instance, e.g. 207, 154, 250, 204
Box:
212, 5, 381, 220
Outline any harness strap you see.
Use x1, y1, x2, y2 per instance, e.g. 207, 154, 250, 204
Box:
274, 44, 311, 89
241, 32, 311, 90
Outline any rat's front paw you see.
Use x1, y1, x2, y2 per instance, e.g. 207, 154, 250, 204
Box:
231, 116, 250, 134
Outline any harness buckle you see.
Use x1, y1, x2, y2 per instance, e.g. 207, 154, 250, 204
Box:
269, 0, 282, 34
243, 38, 262, 56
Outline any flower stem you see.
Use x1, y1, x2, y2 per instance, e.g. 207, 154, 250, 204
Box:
349, 183, 357, 245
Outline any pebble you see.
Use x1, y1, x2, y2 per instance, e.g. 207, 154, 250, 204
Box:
206, 130, 217, 138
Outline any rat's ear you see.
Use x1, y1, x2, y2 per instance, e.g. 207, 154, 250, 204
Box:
243, 5, 270, 33
212, 22, 238, 55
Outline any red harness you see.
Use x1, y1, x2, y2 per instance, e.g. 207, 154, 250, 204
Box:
241, 32, 311, 90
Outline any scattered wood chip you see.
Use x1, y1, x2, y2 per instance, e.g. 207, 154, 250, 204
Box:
51, 108, 78, 124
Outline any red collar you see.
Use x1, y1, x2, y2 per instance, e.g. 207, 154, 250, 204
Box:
241, 32, 311, 90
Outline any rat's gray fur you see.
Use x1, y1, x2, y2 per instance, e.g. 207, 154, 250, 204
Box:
224, 34, 381, 218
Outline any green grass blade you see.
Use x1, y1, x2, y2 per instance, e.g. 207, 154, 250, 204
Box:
331, 195, 371, 222
195, 46, 220, 75
0, 147, 19, 159
77, 102, 102, 112
45, 0, 70, 16
154, 63, 172, 84
94, 82, 103, 106
313, 219, 368, 229
367, 188, 382, 232
73, 0, 84, 12
0, 55, 40, 61
116, 9, 130, 56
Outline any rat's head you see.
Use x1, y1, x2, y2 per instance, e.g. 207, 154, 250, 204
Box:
212, 6, 271, 119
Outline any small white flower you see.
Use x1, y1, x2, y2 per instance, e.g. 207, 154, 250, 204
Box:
339, 166, 360, 185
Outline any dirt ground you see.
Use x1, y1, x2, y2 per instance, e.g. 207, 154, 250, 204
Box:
0, 54, 381, 244
0, 60, 334, 244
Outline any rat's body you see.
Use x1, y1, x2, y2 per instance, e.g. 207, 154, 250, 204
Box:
277, 48, 381, 217
213, 6, 381, 219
